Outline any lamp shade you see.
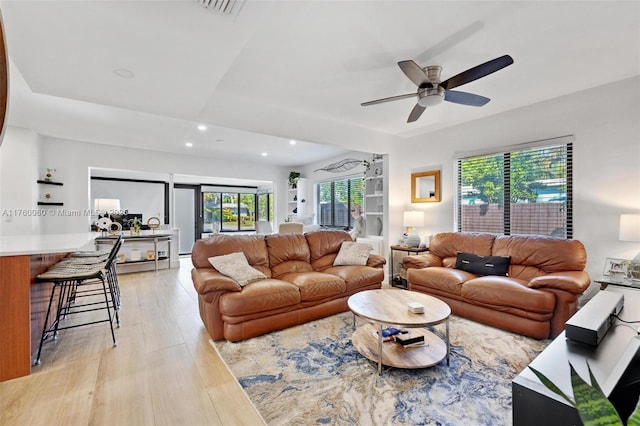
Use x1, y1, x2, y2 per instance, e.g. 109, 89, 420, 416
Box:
619, 214, 640, 242
94, 198, 121, 213
403, 210, 425, 227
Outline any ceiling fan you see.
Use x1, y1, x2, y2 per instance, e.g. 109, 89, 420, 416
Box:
361, 54, 514, 123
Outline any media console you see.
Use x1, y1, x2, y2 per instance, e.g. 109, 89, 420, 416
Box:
512, 287, 640, 425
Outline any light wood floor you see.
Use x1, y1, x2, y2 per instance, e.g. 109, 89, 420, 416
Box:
0, 257, 265, 426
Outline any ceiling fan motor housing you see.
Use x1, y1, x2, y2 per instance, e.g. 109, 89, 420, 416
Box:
423, 65, 442, 84
417, 65, 444, 107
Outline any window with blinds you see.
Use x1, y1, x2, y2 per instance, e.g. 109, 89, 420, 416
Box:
317, 177, 364, 228
456, 140, 573, 238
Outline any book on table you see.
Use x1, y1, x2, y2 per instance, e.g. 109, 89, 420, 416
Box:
394, 331, 425, 347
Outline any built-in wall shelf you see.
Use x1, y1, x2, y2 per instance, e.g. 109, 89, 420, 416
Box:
287, 177, 308, 218
364, 157, 385, 238
37, 179, 64, 206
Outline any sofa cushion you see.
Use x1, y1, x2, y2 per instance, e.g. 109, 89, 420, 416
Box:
333, 241, 372, 266
278, 271, 346, 301
323, 265, 385, 292
266, 234, 313, 277
305, 230, 353, 271
192, 234, 271, 276
492, 234, 587, 279
208, 252, 267, 286
406, 267, 475, 296
461, 276, 556, 314
455, 252, 511, 276
429, 232, 496, 260
219, 279, 301, 316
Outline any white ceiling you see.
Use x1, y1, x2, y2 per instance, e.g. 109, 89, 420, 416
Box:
1, 0, 639, 168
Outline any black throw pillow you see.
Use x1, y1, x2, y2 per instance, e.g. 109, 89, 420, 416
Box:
455, 252, 511, 276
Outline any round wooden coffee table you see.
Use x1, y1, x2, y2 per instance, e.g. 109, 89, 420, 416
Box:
347, 288, 451, 375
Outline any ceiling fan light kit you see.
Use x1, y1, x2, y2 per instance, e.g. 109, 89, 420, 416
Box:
418, 87, 445, 107
361, 54, 514, 123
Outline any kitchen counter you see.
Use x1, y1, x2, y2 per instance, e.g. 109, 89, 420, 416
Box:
0, 232, 97, 256
0, 232, 98, 381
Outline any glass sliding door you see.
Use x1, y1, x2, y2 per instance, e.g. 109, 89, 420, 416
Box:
239, 193, 256, 231
201, 186, 259, 233
257, 192, 273, 221
203, 192, 222, 234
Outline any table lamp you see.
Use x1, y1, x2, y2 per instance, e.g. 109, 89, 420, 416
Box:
403, 210, 424, 248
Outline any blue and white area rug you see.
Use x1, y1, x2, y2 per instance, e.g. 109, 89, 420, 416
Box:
213, 312, 549, 425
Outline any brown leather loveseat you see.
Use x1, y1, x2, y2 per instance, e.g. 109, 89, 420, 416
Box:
403, 232, 591, 339
192, 230, 385, 342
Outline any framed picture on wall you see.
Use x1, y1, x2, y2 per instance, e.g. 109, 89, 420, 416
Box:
411, 170, 441, 203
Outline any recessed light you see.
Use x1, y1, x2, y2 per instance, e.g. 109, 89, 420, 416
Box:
185, 142, 193, 147
290, 140, 296, 145
261, 152, 268, 157
197, 124, 207, 131
113, 68, 135, 79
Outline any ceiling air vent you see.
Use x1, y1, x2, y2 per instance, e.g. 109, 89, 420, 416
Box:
197, 0, 244, 16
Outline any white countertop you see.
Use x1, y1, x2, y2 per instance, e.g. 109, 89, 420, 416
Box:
0, 233, 98, 256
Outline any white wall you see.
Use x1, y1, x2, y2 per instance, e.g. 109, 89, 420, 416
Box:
297, 151, 373, 221
0, 127, 41, 235
0, 131, 289, 235
387, 76, 640, 294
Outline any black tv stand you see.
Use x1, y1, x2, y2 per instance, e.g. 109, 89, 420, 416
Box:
512, 287, 640, 425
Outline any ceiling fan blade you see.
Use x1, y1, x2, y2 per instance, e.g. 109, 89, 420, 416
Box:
444, 90, 490, 106
398, 60, 431, 87
361, 93, 415, 106
407, 104, 426, 123
440, 55, 513, 90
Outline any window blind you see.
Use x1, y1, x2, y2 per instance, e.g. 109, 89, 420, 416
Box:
317, 177, 364, 228
457, 141, 573, 238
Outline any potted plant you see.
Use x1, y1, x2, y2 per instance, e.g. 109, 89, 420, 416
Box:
530, 362, 640, 425
288, 171, 301, 188
130, 217, 142, 236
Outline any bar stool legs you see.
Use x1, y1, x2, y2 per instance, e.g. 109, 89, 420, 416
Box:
33, 273, 118, 366
33, 235, 123, 366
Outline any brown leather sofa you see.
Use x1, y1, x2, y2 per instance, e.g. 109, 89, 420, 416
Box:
403, 232, 591, 339
192, 230, 385, 342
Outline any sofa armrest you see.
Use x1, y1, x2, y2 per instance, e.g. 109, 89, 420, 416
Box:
191, 267, 241, 302
403, 253, 443, 270
528, 271, 591, 295
366, 254, 386, 268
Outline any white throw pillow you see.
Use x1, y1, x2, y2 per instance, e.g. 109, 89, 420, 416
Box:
333, 241, 372, 266
208, 252, 266, 286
